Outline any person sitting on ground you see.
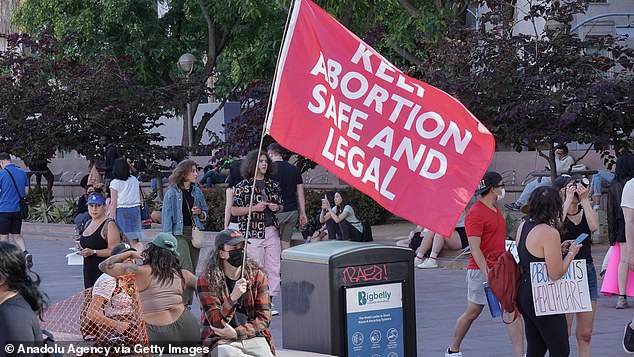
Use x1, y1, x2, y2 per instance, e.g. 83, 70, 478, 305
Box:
304, 191, 335, 243
396, 225, 424, 249
320, 190, 363, 241
99, 232, 199, 345
87, 243, 143, 346
414, 211, 468, 269
506, 143, 575, 211
0, 241, 47, 349
197, 229, 275, 356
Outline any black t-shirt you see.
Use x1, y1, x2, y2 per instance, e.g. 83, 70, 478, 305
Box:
255, 180, 274, 226
181, 186, 195, 226
225, 277, 248, 328
0, 294, 43, 351
561, 208, 592, 263
272, 161, 303, 212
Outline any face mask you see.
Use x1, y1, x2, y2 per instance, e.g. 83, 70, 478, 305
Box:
227, 250, 244, 268
497, 188, 506, 200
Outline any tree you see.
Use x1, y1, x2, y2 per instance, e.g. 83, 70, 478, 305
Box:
213, 0, 466, 168
0, 32, 181, 165
416, 0, 634, 179
12, 0, 288, 147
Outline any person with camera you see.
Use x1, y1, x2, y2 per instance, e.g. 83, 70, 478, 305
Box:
554, 175, 599, 357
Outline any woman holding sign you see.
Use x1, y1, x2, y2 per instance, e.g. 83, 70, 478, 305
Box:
516, 186, 582, 357
555, 175, 599, 357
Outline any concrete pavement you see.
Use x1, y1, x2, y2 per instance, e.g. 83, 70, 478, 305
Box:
16, 221, 633, 356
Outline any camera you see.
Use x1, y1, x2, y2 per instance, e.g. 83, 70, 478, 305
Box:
573, 177, 590, 188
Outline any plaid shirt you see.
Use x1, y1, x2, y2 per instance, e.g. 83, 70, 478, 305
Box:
196, 269, 275, 355
233, 178, 283, 239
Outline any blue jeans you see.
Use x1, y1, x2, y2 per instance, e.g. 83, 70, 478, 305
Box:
592, 170, 614, 197
517, 177, 552, 205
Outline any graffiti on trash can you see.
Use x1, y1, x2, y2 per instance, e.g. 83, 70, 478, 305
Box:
341, 264, 388, 284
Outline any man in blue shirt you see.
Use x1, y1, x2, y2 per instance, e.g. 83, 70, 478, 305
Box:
0, 152, 31, 268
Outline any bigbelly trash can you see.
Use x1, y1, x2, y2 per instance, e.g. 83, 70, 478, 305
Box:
281, 241, 416, 357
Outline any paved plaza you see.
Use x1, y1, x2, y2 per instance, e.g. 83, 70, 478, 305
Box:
17, 222, 633, 356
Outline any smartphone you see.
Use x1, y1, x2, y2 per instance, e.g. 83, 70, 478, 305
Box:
574, 233, 589, 245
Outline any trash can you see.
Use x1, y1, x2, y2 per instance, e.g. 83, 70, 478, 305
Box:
281, 241, 416, 357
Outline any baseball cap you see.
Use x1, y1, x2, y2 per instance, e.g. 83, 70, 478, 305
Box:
150, 233, 178, 254
214, 229, 247, 250
111, 243, 136, 256
475, 171, 503, 196
87, 194, 106, 205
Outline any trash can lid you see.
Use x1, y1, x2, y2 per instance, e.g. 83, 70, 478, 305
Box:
282, 241, 406, 264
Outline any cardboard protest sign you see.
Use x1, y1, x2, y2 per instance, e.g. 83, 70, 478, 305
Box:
530, 259, 592, 316
266, 0, 495, 236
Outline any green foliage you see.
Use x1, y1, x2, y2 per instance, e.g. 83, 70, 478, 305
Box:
26, 188, 75, 224
346, 187, 390, 225
202, 187, 226, 231
416, 0, 634, 173
0, 33, 180, 164
303, 187, 390, 225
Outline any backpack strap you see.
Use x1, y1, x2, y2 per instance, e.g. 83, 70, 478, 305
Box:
5, 169, 25, 199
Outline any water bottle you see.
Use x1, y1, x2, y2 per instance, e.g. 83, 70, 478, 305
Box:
483, 282, 502, 318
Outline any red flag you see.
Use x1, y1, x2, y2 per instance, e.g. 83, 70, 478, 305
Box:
266, 0, 495, 236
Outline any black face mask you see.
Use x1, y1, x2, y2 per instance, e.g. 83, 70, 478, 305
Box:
227, 250, 244, 268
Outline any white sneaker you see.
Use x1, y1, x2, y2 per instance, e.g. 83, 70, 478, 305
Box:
445, 347, 462, 357
414, 254, 424, 266
271, 303, 279, 316
417, 258, 438, 269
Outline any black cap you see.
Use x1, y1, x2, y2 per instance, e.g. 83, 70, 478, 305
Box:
475, 171, 503, 196
214, 229, 247, 250
111, 243, 136, 256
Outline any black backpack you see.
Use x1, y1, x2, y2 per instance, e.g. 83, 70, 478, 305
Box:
361, 221, 373, 242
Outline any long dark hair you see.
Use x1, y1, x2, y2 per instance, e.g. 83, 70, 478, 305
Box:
0, 242, 48, 318
112, 157, 131, 180
201, 247, 261, 295
335, 190, 350, 215
526, 186, 563, 227
615, 153, 634, 183
240, 150, 276, 179
143, 244, 184, 286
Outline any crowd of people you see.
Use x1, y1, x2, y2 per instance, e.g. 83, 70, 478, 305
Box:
5, 140, 634, 356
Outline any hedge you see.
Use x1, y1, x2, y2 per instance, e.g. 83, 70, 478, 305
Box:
201, 186, 390, 232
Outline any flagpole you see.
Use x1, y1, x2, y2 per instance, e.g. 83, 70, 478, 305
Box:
241, 0, 298, 278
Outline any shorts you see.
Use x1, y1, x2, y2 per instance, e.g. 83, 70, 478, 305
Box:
0, 212, 22, 235
276, 210, 299, 242
587, 262, 598, 300
455, 227, 468, 249
466, 269, 486, 305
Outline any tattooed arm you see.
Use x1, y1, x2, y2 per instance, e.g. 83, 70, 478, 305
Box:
99, 250, 142, 277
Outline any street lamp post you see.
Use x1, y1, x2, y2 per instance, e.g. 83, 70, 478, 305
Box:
177, 53, 197, 148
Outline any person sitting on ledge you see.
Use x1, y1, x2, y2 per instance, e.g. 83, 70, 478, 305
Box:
506, 143, 574, 211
